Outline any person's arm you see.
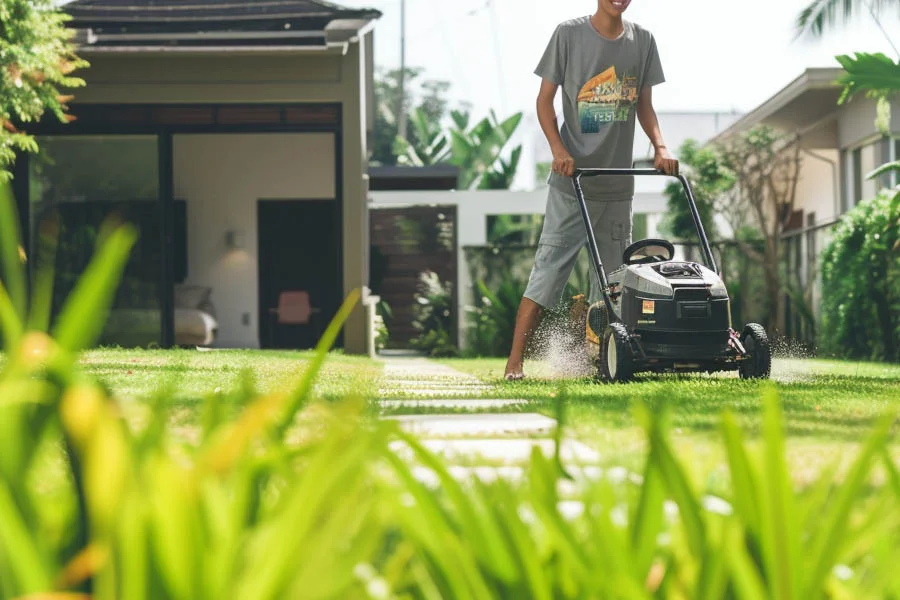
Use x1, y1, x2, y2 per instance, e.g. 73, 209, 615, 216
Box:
637, 86, 678, 175
537, 79, 575, 177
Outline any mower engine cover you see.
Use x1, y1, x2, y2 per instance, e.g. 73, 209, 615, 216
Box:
590, 259, 733, 362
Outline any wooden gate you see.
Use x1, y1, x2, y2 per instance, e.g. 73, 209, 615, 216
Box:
370, 205, 457, 347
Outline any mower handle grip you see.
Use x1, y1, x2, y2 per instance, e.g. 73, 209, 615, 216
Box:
573, 168, 666, 177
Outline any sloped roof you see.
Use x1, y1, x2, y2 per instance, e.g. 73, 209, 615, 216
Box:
65, 0, 381, 48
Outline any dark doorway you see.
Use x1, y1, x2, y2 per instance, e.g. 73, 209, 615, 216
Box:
258, 200, 341, 349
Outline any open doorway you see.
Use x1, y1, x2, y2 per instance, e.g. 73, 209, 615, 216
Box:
258, 199, 341, 349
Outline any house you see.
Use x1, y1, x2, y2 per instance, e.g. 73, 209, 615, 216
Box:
12, 0, 381, 353
707, 68, 900, 338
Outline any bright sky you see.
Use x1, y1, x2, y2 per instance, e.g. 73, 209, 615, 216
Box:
342, 0, 900, 119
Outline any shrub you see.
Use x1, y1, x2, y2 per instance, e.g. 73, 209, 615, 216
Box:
410, 270, 457, 357
820, 191, 900, 361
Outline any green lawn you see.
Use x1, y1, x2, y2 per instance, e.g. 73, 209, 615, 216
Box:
75, 347, 381, 416
8, 346, 899, 488
438, 357, 900, 487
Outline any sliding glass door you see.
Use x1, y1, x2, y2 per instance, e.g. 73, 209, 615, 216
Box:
28, 135, 164, 347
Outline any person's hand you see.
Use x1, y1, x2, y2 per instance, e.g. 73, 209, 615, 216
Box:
551, 147, 575, 177
654, 146, 679, 176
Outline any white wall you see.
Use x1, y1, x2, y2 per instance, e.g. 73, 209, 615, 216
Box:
795, 148, 840, 223
838, 96, 885, 149
174, 133, 335, 348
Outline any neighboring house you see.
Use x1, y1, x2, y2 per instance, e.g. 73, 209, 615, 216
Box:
708, 68, 900, 337
13, 0, 380, 353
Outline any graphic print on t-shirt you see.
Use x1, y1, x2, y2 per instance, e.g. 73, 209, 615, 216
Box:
577, 66, 639, 133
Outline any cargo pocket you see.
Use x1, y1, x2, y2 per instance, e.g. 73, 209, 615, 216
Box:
611, 220, 632, 258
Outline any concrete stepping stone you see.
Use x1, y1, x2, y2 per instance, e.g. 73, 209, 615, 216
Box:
390, 438, 601, 464
380, 399, 528, 410
378, 387, 495, 397
382, 360, 477, 379
385, 413, 556, 437
381, 379, 491, 388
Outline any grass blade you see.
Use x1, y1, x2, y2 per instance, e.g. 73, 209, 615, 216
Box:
630, 458, 665, 582
0, 281, 23, 352
720, 412, 760, 533
0, 183, 26, 323
645, 409, 706, 559
759, 385, 800, 600
0, 477, 53, 594
724, 523, 768, 600
802, 410, 895, 594
26, 214, 59, 333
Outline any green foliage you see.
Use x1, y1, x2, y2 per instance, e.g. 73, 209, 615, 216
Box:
396, 107, 524, 190
5, 178, 900, 596
0, 0, 87, 180
795, 0, 899, 38
835, 52, 900, 102
410, 270, 458, 357
371, 67, 451, 166
467, 277, 527, 357
486, 214, 543, 246
836, 52, 900, 133
660, 139, 733, 242
820, 189, 900, 361
375, 300, 391, 352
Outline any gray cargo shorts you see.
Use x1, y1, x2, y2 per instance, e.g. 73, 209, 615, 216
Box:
523, 185, 633, 308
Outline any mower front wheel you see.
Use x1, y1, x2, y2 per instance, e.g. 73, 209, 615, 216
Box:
600, 323, 634, 383
739, 323, 772, 380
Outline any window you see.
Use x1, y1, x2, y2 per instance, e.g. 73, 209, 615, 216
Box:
29, 135, 163, 347
843, 140, 883, 213
852, 147, 863, 206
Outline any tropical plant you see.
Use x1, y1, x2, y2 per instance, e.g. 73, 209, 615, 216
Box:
796, 0, 900, 40
0, 0, 87, 180
467, 276, 527, 357
396, 107, 524, 190
410, 270, 457, 357
371, 67, 452, 166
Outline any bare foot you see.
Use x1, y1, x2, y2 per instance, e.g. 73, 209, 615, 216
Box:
504, 362, 525, 381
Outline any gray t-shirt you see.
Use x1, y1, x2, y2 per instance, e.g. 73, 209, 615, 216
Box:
535, 17, 665, 199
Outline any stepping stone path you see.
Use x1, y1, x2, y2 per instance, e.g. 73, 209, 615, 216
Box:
378, 357, 602, 481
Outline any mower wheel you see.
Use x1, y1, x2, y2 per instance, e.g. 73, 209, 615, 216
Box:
600, 323, 634, 383
739, 323, 772, 380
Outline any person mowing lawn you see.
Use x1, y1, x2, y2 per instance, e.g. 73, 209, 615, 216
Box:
504, 0, 680, 381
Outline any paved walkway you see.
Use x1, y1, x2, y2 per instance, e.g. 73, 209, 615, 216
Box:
378, 356, 602, 476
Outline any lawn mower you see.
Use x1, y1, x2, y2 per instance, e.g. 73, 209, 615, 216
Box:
573, 168, 771, 382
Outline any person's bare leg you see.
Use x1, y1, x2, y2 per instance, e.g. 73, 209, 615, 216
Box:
504, 297, 544, 380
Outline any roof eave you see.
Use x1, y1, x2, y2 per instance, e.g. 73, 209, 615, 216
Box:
709, 67, 844, 143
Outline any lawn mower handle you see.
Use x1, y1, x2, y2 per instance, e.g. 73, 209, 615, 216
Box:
572, 167, 718, 319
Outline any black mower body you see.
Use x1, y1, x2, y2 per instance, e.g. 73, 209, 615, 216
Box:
574, 168, 771, 380
599, 261, 738, 373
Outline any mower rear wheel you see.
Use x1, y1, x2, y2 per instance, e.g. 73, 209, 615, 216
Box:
739, 323, 771, 380
600, 323, 634, 383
